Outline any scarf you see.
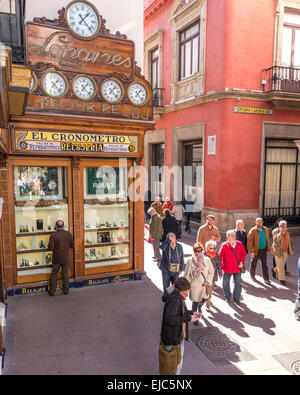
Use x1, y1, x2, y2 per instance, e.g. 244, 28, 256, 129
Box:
192, 254, 205, 277
205, 249, 216, 259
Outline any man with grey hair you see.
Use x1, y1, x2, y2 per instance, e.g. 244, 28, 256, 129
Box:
271, 220, 294, 285
148, 207, 163, 266
235, 219, 248, 253
160, 233, 184, 291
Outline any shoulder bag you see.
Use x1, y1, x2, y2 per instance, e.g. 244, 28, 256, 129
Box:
230, 245, 246, 273
201, 272, 213, 296
168, 245, 180, 273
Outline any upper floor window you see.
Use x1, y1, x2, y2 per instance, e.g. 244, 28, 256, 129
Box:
151, 47, 159, 88
282, 11, 300, 67
179, 21, 200, 80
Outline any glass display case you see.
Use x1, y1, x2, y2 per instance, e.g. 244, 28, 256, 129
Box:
83, 166, 130, 269
14, 165, 69, 276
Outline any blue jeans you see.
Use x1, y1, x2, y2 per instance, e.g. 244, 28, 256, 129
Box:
162, 270, 179, 291
297, 258, 300, 301
164, 340, 184, 375
223, 272, 242, 300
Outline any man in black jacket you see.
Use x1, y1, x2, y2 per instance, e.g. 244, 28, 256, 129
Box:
160, 233, 184, 291
159, 277, 200, 375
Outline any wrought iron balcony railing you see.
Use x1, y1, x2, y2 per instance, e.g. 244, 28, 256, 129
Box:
263, 65, 300, 93
152, 87, 165, 107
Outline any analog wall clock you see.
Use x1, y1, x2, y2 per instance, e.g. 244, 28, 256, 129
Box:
128, 82, 148, 106
29, 73, 37, 93
65, 0, 101, 39
41, 71, 68, 98
100, 78, 124, 104
72, 75, 96, 100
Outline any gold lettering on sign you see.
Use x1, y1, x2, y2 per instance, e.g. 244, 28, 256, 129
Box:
29, 31, 132, 70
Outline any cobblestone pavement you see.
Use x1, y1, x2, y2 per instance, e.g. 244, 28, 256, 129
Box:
1, 226, 300, 375
144, 226, 300, 375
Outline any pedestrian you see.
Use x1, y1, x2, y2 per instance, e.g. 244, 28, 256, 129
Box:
162, 197, 174, 214
271, 217, 285, 278
172, 201, 185, 238
271, 220, 294, 285
235, 219, 248, 253
197, 215, 221, 247
144, 190, 152, 221
182, 195, 194, 234
247, 217, 271, 285
203, 240, 222, 311
48, 220, 74, 296
184, 242, 214, 323
162, 208, 180, 241
148, 207, 163, 266
159, 277, 201, 375
294, 258, 300, 321
219, 230, 247, 305
151, 196, 164, 217
160, 233, 184, 291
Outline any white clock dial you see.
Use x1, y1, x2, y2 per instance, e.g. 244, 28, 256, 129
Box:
101, 79, 124, 103
41, 71, 67, 97
72, 75, 96, 100
128, 83, 148, 106
30, 74, 37, 92
66, 1, 100, 39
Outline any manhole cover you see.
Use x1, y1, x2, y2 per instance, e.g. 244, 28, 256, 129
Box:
291, 360, 300, 375
196, 334, 240, 356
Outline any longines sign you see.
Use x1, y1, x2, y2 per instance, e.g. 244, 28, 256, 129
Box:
26, 24, 134, 77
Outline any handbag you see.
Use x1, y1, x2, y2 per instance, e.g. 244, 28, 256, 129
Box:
201, 272, 213, 296
159, 342, 181, 375
168, 246, 181, 273
230, 245, 246, 273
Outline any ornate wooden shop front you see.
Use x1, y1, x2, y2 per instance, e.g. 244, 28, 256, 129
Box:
2, 1, 154, 295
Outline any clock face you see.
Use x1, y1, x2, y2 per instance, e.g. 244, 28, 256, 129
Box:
101, 79, 124, 104
29, 73, 37, 92
41, 71, 68, 97
66, 1, 100, 39
72, 75, 96, 100
128, 83, 148, 106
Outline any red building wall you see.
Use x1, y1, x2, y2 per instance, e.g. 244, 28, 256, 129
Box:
144, 0, 300, 229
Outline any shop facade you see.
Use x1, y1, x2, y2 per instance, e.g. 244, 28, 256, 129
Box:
0, 0, 154, 295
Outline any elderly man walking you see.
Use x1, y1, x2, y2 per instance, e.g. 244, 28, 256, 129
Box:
247, 217, 271, 285
148, 207, 163, 266
160, 233, 184, 291
271, 220, 294, 285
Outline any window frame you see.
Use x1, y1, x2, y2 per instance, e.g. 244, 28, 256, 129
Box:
179, 21, 200, 80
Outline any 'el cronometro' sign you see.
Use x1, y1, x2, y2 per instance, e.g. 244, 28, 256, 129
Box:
14, 130, 139, 154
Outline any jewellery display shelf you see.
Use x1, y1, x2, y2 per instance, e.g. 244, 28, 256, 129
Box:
84, 202, 130, 268
15, 204, 68, 275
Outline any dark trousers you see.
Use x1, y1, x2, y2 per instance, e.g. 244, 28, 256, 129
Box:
177, 220, 182, 237
192, 300, 206, 313
49, 262, 70, 294
162, 270, 179, 291
250, 249, 269, 281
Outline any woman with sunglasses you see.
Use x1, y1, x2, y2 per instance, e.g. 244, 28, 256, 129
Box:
203, 240, 222, 311
184, 242, 214, 325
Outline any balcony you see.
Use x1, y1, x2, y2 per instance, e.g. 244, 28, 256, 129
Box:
152, 87, 164, 107
262, 65, 300, 109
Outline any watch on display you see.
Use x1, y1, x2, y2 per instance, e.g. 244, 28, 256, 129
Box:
65, 0, 101, 39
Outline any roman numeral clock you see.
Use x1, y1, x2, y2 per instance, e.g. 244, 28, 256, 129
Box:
25, 0, 153, 121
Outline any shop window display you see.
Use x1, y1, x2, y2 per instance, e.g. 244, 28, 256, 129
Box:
84, 166, 130, 268
14, 165, 69, 276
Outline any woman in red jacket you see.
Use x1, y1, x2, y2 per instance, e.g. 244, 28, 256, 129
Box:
219, 230, 247, 305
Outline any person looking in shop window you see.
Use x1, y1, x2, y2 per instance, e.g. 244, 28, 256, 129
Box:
48, 220, 74, 296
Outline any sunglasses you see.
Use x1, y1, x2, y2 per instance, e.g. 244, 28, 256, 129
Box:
208, 247, 216, 251
193, 249, 202, 253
